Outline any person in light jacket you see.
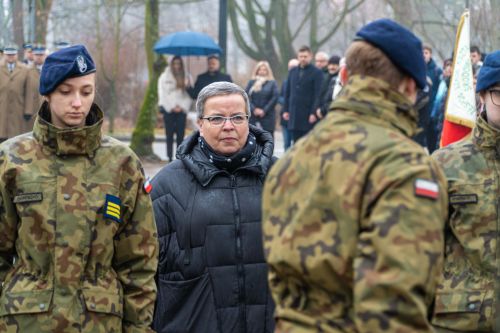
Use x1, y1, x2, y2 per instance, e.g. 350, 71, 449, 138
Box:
158, 56, 192, 162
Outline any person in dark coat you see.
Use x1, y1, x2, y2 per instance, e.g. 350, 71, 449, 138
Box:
422, 45, 443, 150
278, 58, 299, 151
282, 45, 324, 144
317, 54, 341, 119
151, 81, 276, 333
245, 61, 279, 136
187, 54, 232, 99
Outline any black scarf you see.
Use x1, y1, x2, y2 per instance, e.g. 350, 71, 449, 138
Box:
199, 133, 257, 172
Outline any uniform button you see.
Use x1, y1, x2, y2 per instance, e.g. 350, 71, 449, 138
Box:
90, 303, 96, 310
63, 194, 71, 200
468, 303, 476, 310
60, 240, 69, 247
39, 303, 45, 310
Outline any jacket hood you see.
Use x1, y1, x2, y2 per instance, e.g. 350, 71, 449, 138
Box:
331, 75, 418, 137
177, 124, 274, 186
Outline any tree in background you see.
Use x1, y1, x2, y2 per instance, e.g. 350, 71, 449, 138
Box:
228, 0, 364, 82
94, 0, 139, 134
130, 0, 165, 158
35, 0, 54, 44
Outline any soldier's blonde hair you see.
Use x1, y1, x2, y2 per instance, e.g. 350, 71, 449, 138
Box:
345, 41, 406, 89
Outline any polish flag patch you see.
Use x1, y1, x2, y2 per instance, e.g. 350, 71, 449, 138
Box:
414, 179, 439, 200
143, 177, 152, 194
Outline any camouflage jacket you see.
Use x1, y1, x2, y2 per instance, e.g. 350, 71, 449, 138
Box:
0, 103, 158, 333
263, 75, 448, 333
431, 114, 500, 332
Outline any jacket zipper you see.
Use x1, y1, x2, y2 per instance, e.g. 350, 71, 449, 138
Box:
231, 174, 247, 332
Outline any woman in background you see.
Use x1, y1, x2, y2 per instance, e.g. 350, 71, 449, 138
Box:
158, 56, 192, 162
245, 61, 279, 136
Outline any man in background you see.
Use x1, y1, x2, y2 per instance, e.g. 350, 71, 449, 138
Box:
187, 54, 232, 99
282, 45, 323, 144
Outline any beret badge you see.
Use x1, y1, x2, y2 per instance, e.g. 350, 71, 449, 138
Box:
77, 55, 87, 73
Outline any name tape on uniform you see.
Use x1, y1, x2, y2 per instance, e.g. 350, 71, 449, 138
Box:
13, 192, 43, 204
449, 193, 478, 205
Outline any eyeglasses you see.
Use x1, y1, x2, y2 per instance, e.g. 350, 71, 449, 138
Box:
201, 114, 249, 126
489, 89, 500, 106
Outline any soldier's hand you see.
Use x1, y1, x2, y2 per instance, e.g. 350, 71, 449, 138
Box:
23, 114, 32, 121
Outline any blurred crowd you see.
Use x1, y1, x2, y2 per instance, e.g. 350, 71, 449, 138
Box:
156, 42, 486, 159
0, 42, 70, 143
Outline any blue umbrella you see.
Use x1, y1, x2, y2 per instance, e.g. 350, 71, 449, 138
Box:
154, 31, 222, 56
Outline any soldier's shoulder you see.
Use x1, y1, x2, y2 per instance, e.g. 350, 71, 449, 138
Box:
101, 135, 138, 156
100, 135, 144, 169
432, 138, 475, 165
0, 132, 37, 155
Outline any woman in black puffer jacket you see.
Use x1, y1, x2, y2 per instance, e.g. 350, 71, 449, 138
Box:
151, 82, 276, 333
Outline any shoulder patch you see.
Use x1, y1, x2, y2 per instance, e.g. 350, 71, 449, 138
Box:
414, 179, 439, 200
143, 177, 152, 194
104, 194, 122, 223
449, 194, 478, 205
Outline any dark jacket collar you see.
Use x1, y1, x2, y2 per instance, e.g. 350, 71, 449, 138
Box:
177, 124, 274, 187
33, 102, 103, 157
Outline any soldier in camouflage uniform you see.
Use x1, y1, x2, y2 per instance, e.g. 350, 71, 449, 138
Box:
262, 19, 448, 332
0, 45, 158, 332
431, 51, 500, 332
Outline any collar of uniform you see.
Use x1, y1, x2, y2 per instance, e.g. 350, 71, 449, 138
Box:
33, 102, 103, 157
330, 75, 418, 137
472, 112, 500, 150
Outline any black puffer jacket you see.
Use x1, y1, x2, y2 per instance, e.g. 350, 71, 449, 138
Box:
151, 126, 276, 333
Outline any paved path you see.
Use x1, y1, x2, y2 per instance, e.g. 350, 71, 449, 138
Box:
128, 130, 286, 179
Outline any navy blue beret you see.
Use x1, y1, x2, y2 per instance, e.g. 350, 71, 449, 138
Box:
39, 44, 96, 95
476, 50, 500, 92
355, 18, 427, 89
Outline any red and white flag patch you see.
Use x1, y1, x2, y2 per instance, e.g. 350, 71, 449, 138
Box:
143, 177, 152, 194
414, 179, 439, 200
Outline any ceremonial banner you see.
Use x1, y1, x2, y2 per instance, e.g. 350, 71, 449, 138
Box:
440, 10, 476, 147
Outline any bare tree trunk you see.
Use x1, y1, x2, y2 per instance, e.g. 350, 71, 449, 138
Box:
12, 0, 24, 50
130, 0, 166, 158
228, 0, 365, 84
35, 0, 54, 44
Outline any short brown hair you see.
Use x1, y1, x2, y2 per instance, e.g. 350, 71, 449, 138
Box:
345, 41, 405, 89
423, 44, 432, 53
298, 45, 312, 54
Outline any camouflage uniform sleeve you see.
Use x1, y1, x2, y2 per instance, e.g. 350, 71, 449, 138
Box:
0, 148, 17, 293
353, 156, 448, 332
113, 157, 159, 333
